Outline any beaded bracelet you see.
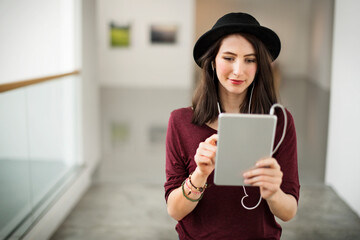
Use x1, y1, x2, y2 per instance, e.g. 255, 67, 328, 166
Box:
189, 173, 207, 193
181, 180, 204, 202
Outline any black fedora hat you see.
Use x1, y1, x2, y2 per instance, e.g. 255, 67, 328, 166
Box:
193, 12, 281, 67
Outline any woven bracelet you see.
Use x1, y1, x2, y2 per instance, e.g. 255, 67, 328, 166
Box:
185, 178, 202, 195
181, 180, 204, 202
189, 173, 207, 193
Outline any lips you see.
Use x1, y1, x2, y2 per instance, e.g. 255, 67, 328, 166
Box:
229, 79, 245, 85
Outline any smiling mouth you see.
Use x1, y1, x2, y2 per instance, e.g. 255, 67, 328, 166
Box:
229, 79, 245, 85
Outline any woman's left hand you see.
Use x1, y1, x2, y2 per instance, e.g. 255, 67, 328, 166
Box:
243, 158, 283, 200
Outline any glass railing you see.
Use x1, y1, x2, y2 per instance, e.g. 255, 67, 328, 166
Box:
0, 74, 80, 239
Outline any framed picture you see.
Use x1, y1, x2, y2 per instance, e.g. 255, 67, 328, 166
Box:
150, 24, 178, 44
110, 22, 130, 47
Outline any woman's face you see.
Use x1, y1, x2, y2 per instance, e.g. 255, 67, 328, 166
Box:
215, 34, 257, 99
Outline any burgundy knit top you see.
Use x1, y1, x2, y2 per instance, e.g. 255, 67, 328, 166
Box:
164, 107, 300, 240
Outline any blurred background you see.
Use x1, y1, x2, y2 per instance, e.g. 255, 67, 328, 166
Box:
1, 0, 359, 239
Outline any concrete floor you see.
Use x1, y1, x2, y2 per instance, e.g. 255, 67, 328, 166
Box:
51, 78, 360, 240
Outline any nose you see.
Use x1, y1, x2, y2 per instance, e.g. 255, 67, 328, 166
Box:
233, 61, 244, 77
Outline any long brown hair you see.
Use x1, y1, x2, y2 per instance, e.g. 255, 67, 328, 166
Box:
191, 33, 278, 126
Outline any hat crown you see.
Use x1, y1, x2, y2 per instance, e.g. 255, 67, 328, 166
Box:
212, 12, 260, 29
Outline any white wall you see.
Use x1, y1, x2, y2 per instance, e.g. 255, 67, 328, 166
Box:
81, 0, 100, 171
97, 0, 194, 89
0, 0, 76, 84
326, 0, 360, 217
308, 0, 334, 91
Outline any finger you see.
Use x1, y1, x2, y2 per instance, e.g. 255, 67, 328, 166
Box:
205, 134, 218, 145
197, 143, 217, 158
196, 149, 216, 159
243, 168, 283, 179
198, 141, 217, 152
251, 181, 279, 192
244, 175, 281, 185
196, 148, 216, 162
255, 158, 280, 169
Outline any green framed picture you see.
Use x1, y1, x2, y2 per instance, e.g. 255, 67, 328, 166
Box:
110, 22, 130, 47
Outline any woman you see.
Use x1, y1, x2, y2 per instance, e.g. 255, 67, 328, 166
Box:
164, 12, 299, 239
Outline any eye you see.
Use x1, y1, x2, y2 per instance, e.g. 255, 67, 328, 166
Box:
223, 56, 234, 61
245, 58, 257, 63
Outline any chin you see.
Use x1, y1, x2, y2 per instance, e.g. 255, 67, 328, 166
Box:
227, 86, 247, 95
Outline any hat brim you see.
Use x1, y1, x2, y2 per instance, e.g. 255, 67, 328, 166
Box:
193, 24, 281, 67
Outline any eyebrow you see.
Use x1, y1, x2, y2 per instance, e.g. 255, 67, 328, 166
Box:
221, 51, 256, 57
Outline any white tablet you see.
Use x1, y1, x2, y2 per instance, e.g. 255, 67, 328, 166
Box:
214, 113, 277, 186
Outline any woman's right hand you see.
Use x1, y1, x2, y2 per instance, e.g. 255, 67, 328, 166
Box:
194, 134, 218, 177
167, 134, 218, 221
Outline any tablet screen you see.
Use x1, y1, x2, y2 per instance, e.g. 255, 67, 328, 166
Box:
214, 113, 277, 186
